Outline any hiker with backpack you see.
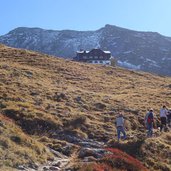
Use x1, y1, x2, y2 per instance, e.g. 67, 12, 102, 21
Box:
115, 112, 126, 142
144, 108, 154, 137
160, 105, 168, 132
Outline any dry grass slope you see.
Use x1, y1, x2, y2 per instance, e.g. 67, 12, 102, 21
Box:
0, 44, 171, 170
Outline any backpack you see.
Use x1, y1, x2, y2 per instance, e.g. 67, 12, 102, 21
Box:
147, 112, 153, 123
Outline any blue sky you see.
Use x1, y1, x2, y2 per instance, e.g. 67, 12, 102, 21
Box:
1, 0, 171, 36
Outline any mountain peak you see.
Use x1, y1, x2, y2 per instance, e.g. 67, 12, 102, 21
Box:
0, 26, 171, 76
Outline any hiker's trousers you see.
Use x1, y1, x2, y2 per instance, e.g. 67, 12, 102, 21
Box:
117, 126, 126, 140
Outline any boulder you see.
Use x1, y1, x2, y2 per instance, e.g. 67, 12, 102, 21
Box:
49, 166, 60, 171
79, 147, 104, 159
17, 165, 26, 170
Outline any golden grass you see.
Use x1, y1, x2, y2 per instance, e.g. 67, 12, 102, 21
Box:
140, 133, 171, 171
0, 45, 171, 170
0, 115, 53, 170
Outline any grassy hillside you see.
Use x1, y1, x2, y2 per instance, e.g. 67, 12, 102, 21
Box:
0, 44, 171, 170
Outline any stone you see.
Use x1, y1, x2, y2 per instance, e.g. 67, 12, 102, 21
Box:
83, 156, 97, 162
28, 162, 39, 169
79, 147, 104, 159
24, 71, 33, 77
17, 165, 26, 170
75, 96, 82, 102
54, 92, 67, 102
52, 161, 61, 167
49, 166, 60, 170
94, 102, 106, 110
168, 84, 171, 88
10, 136, 22, 144
30, 91, 39, 96
43, 166, 49, 171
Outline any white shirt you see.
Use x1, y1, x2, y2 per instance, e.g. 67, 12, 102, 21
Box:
116, 116, 124, 127
160, 108, 167, 118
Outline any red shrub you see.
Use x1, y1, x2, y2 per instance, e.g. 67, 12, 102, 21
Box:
103, 148, 148, 171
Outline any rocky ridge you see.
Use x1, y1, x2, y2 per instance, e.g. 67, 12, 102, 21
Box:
0, 25, 171, 76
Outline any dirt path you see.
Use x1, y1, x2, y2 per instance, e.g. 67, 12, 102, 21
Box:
22, 130, 171, 170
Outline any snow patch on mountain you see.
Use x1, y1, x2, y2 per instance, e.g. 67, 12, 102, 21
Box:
123, 51, 132, 54
0, 25, 171, 76
117, 60, 141, 70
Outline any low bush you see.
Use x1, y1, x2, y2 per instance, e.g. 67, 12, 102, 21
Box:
102, 148, 148, 171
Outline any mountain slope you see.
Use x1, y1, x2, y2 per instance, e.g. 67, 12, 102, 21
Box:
0, 44, 171, 171
1, 25, 171, 76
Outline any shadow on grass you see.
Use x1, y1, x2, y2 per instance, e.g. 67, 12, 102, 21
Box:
108, 138, 146, 159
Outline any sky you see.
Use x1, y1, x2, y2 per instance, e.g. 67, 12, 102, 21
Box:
1, 0, 171, 36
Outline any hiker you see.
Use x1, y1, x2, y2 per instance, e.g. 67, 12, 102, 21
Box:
115, 113, 126, 142
167, 108, 171, 127
160, 105, 168, 132
144, 108, 154, 137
